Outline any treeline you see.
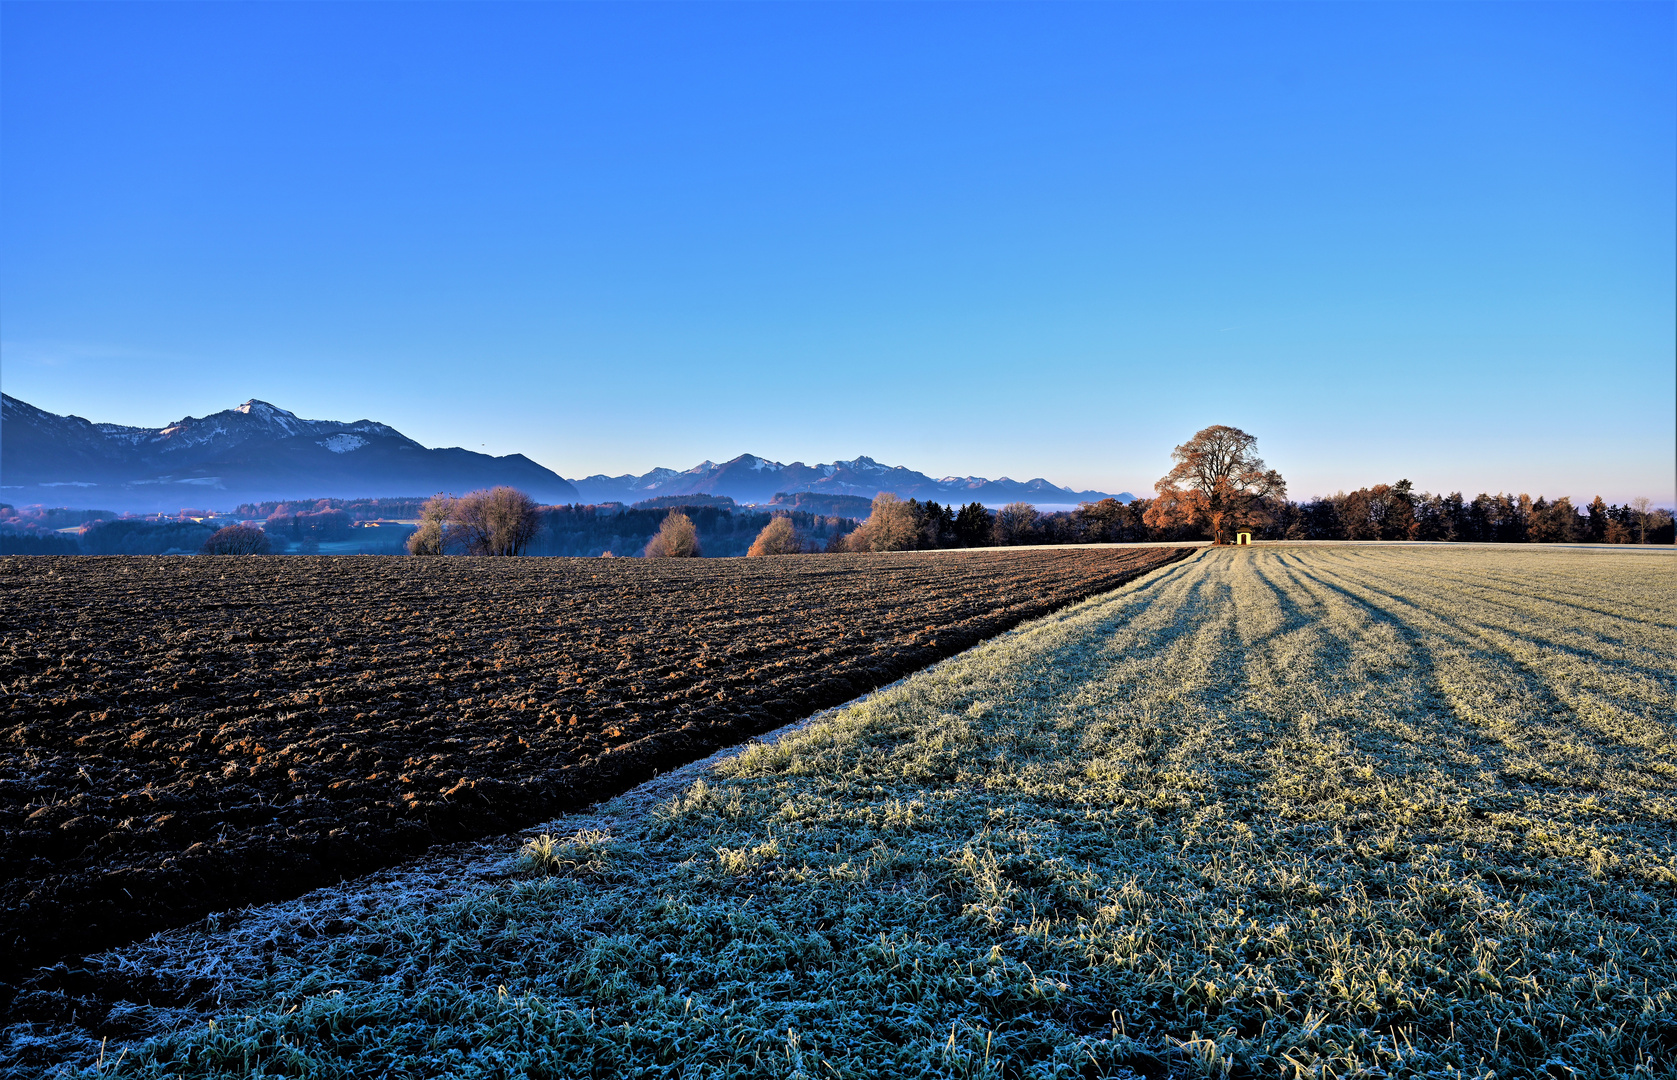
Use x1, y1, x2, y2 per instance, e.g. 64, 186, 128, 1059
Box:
0, 511, 407, 556
526, 504, 858, 558
1025, 487, 1673, 546
235, 497, 428, 520
0, 504, 232, 553
1262, 485, 1674, 545
260, 500, 418, 553
0, 532, 84, 556
264, 508, 356, 542
824, 488, 1674, 550
4, 482, 1668, 558
0, 504, 118, 554
834, 497, 1003, 551
29, 519, 222, 555
836, 496, 1121, 551
0, 505, 117, 529
0, 499, 224, 554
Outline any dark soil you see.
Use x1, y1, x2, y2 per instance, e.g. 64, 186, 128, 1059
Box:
0, 547, 1188, 985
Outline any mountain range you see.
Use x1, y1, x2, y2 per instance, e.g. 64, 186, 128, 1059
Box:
0, 395, 1131, 513
572, 455, 1128, 508
0, 395, 580, 512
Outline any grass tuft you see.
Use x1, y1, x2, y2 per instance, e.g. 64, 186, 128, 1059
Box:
517, 830, 622, 878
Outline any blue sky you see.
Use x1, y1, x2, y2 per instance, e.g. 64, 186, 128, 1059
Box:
3, 2, 1672, 503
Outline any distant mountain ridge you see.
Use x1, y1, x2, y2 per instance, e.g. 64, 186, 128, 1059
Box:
571, 453, 1130, 508
0, 395, 578, 512
1, 395, 1131, 514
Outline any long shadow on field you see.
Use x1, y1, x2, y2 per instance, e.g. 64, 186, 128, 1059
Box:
1242, 553, 1337, 656
1332, 555, 1677, 682
1017, 552, 1222, 707
1251, 556, 1461, 762
1288, 560, 1666, 791
1391, 558, 1677, 636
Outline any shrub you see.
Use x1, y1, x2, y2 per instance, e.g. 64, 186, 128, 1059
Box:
199, 524, 272, 555
404, 488, 542, 557
747, 515, 806, 557
644, 511, 701, 558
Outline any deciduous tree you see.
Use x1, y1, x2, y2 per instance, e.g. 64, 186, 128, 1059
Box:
992, 502, 1038, 546
1144, 425, 1286, 544
1630, 497, 1654, 544
845, 493, 919, 552
407, 494, 456, 555
453, 487, 543, 556
1073, 499, 1126, 543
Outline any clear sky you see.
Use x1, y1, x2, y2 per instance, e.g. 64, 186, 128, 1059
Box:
3, 2, 1672, 504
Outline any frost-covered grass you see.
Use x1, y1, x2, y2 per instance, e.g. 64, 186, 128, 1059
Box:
60, 546, 1677, 1078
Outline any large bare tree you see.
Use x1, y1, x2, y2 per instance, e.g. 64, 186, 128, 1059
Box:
1144, 425, 1286, 544
992, 502, 1039, 546
455, 487, 544, 556
408, 488, 543, 556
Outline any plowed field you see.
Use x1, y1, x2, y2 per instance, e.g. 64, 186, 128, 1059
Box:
0, 547, 1187, 978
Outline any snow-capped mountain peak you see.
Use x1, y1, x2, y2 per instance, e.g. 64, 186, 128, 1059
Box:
235, 400, 296, 418
0, 394, 580, 511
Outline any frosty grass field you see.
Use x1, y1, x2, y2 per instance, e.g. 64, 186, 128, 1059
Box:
60, 546, 1677, 1079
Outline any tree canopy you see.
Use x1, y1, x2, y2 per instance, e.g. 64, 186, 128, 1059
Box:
1144, 425, 1286, 544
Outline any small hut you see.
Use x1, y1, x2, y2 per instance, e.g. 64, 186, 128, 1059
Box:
1235, 531, 1252, 545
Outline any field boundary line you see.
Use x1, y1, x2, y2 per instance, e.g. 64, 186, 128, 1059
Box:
588, 542, 1211, 821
